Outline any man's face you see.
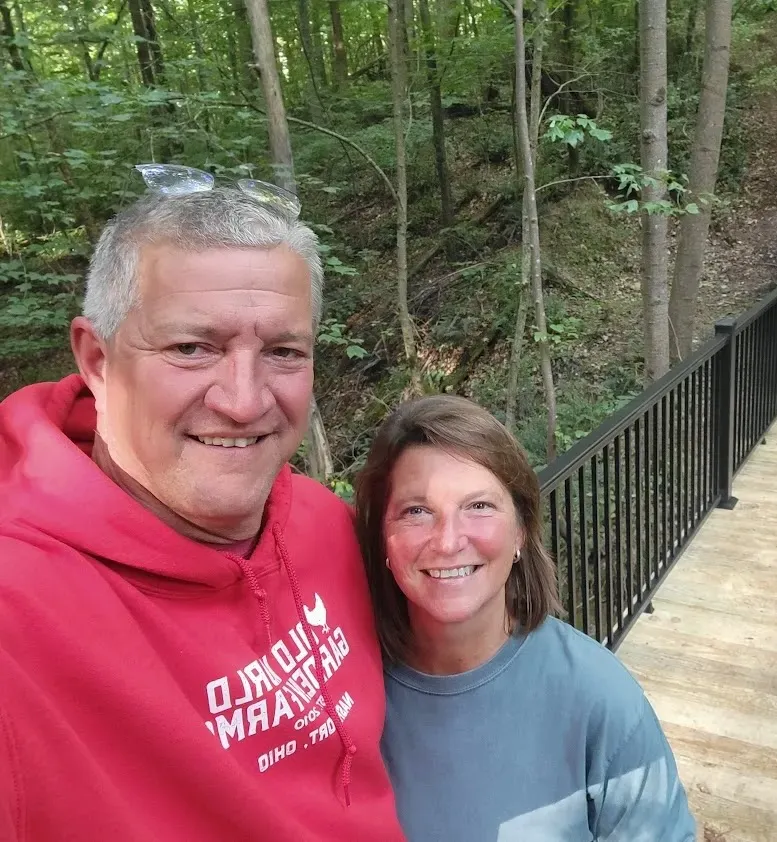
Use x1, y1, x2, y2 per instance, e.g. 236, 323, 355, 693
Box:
81, 243, 314, 538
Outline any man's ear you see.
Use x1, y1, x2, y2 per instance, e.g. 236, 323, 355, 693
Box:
70, 316, 108, 414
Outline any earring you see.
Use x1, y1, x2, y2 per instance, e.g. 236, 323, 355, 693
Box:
513, 549, 521, 564
385, 557, 391, 569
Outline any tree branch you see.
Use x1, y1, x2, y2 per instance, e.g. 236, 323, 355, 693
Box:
0, 111, 78, 141
538, 70, 591, 125
203, 98, 399, 204
535, 174, 610, 193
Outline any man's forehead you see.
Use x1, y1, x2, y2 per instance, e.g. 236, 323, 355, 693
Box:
137, 242, 310, 286
135, 244, 311, 304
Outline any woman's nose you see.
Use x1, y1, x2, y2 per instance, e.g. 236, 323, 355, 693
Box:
432, 511, 466, 555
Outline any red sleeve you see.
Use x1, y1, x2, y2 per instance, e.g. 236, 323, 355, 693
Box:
0, 677, 22, 841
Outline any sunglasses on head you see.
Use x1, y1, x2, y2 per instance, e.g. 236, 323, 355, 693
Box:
134, 163, 302, 220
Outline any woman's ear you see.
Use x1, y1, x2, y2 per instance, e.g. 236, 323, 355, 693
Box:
514, 525, 526, 560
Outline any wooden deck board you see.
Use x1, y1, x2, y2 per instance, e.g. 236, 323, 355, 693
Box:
618, 423, 777, 842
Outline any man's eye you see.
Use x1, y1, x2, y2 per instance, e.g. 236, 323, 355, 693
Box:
176, 343, 200, 356
273, 347, 302, 359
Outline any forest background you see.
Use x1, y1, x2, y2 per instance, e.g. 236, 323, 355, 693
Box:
1, 0, 777, 495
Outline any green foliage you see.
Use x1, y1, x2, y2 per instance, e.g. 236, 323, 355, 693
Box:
606, 164, 703, 216
544, 115, 613, 148
532, 316, 582, 347
317, 318, 368, 360
329, 476, 355, 502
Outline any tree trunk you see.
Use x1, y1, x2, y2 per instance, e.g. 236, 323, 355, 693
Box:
512, 0, 556, 460
562, 0, 580, 175
418, 0, 453, 228
9, 0, 34, 74
64, 0, 96, 81
186, 0, 209, 94
141, 0, 166, 85
298, 0, 324, 122
311, 0, 328, 87
0, 0, 26, 72
639, 0, 670, 382
129, 0, 157, 88
529, 0, 546, 152
463, 0, 478, 37
329, 1, 348, 89
684, 0, 701, 54
504, 276, 529, 432
245, 0, 334, 480
246, 0, 295, 191
669, 0, 732, 361
307, 400, 334, 479
233, 0, 259, 92
388, 0, 419, 389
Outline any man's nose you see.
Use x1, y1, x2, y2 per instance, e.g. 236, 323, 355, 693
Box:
203, 353, 274, 424
433, 511, 466, 555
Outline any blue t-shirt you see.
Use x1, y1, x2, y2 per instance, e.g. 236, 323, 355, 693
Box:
382, 617, 695, 841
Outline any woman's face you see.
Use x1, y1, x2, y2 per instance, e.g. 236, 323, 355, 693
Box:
383, 445, 522, 633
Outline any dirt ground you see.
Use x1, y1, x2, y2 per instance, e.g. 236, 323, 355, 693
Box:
694, 62, 777, 332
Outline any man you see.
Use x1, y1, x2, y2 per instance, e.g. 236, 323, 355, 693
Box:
0, 181, 406, 841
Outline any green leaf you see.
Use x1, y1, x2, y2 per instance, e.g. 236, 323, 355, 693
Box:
589, 127, 613, 141
99, 92, 125, 106
346, 345, 368, 359
685, 203, 700, 215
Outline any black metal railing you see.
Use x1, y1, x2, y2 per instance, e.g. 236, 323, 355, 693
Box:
538, 286, 777, 651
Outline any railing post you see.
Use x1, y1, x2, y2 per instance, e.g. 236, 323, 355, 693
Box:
714, 317, 738, 509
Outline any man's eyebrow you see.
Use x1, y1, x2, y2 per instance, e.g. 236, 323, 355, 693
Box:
155, 323, 314, 345
272, 329, 315, 345
155, 322, 225, 340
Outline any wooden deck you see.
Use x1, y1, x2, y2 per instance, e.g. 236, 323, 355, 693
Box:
618, 423, 777, 842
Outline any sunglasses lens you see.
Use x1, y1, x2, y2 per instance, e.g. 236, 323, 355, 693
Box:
135, 164, 214, 196
237, 179, 301, 218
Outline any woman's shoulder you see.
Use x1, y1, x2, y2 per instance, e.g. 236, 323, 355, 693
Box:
527, 617, 648, 725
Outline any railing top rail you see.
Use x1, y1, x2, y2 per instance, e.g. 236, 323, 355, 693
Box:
732, 285, 777, 333
538, 332, 727, 494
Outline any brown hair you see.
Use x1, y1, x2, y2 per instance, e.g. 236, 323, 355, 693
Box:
355, 394, 561, 663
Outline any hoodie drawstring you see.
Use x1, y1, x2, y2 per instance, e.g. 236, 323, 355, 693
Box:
272, 523, 357, 807
231, 554, 273, 648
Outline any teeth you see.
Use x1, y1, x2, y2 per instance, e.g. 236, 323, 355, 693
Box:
196, 436, 259, 447
427, 566, 477, 579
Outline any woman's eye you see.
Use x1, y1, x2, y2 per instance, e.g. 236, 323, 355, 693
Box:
402, 506, 425, 517
470, 501, 493, 511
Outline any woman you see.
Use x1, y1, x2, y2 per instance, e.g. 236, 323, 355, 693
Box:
356, 395, 695, 842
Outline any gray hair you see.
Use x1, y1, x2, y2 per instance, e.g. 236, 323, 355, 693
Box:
83, 187, 324, 339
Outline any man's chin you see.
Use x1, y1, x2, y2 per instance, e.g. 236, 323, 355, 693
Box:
180, 500, 266, 539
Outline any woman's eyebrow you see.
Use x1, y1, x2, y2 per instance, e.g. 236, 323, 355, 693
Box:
461, 489, 499, 503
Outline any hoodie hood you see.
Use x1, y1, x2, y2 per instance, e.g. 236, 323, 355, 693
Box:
0, 374, 292, 590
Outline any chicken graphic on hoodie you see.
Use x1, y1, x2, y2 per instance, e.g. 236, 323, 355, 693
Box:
304, 593, 329, 633
202, 590, 354, 772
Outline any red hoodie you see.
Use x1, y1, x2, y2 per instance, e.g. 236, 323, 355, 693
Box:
0, 375, 406, 842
